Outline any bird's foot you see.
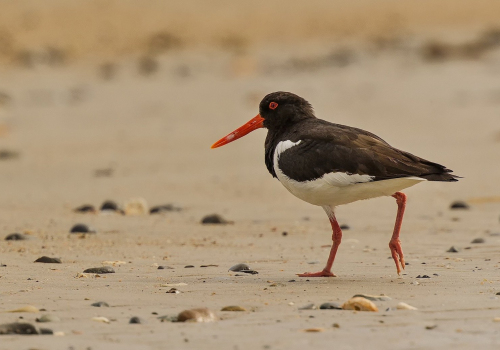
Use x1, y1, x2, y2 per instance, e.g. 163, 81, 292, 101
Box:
297, 269, 336, 278
389, 238, 405, 275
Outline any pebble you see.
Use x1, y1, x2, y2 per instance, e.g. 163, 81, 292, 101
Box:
129, 317, 145, 324
298, 303, 316, 310
7, 305, 39, 313
447, 246, 459, 253
91, 316, 110, 323
333, 323, 340, 328
150, 204, 182, 214
303, 328, 324, 332
352, 294, 391, 301
201, 214, 232, 224
36, 314, 60, 323
319, 302, 342, 310
307, 261, 320, 264
397, 302, 418, 310
91, 301, 109, 307
221, 306, 247, 311
340, 224, 350, 230
166, 288, 180, 294
342, 297, 378, 312
70, 223, 96, 234
471, 238, 485, 244
83, 266, 115, 274
282, 231, 288, 236
0, 322, 40, 335
39, 328, 54, 334
100, 200, 119, 211
34, 256, 61, 264
158, 265, 174, 270
240, 270, 259, 275
450, 201, 469, 210
184, 265, 195, 268
200, 264, 218, 268
493, 317, 500, 322
416, 275, 430, 278
124, 198, 148, 216
5, 233, 29, 241
74, 204, 96, 213
177, 308, 217, 323
229, 263, 250, 272
425, 324, 438, 330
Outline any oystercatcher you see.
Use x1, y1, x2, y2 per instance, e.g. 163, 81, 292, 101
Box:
212, 91, 459, 277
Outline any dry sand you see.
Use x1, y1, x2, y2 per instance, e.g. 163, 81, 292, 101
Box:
1, 2, 500, 350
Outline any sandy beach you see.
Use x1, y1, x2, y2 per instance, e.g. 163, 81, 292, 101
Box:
1, 1, 500, 349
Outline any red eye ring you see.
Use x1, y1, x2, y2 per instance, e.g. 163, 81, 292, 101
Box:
269, 102, 278, 110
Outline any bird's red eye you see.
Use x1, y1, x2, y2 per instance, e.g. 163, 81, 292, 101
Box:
269, 102, 278, 110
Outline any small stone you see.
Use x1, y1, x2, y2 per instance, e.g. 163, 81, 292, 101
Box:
0, 322, 39, 335
124, 198, 148, 216
447, 246, 459, 253
332, 323, 340, 328
129, 317, 145, 324
166, 288, 180, 294
91, 316, 110, 323
5, 233, 28, 241
36, 314, 60, 323
303, 328, 324, 332
74, 204, 96, 213
240, 270, 258, 275
319, 302, 342, 310
34, 256, 61, 264
450, 201, 469, 210
184, 265, 195, 268
7, 305, 39, 313
150, 204, 182, 214
493, 317, 500, 322
100, 200, 119, 211
282, 231, 288, 236
70, 223, 96, 234
39, 328, 53, 334
397, 302, 418, 310
342, 297, 378, 312
221, 306, 247, 311
229, 263, 250, 272
177, 308, 217, 323
340, 224, 350, 230
307, 261, 320, 264
91, 301, 109, 307
416, 275, 430, 278
471, 238, 485, 244
352, 294, 391, 301
425, 324, 437, 330
158, 265, 174, 270
201, 214, 232, 224
83, 266, 115, 274
299, 303, 316, 310
200, 264, 218, 268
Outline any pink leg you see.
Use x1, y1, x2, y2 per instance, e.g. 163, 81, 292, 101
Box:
390, 192, 407, 275
298, 207, 341, 277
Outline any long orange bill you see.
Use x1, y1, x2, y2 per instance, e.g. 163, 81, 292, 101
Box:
211, 114, 265, 149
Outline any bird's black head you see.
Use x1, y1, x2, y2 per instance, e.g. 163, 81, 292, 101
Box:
259, 91, 315, 130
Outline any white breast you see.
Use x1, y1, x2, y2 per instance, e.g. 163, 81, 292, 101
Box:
273, 140, 426, 207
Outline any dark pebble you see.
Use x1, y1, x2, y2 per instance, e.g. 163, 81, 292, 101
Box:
416, 275, 430, 278
282, 231, 288, 236
201, 214, 232, 224
129, 317, 145, 324
200, 264, 218, 267
74, 204, 96, 213
340, 224, 350, 230
91, 301, 109, 307
405, 262, 410, 265
83, 266, 115, 274
34, 256, 61, 264
240, 270, 258, 275
39, 328, 53, 334
229, 263, 250, 272
157, 266, 174, 270
0, 322, 39, 335
471, 238, 485, 244
450, 201, 469, 210
100, 200, 119, 211
496, 292, 500, 295
447, 246, 459, 253
70, 223, 96, 234
166, 288, 180, 294
5, 233, 28, 241
433, 273, 439, 276
0, 149, 20, 160
184, 265, 195, 268
150, 204, 182, 214
288, 280, 296, 282
319, 302, 342, 310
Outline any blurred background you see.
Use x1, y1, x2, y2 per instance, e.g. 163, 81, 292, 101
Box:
0, 0, 500, 224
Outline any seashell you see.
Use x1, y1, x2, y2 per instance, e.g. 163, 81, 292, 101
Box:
397, 302, 418, 310
342, 297, 378, 312
7, 305, 39, 313
91, 316, 110, 323
124, 198, 148, 216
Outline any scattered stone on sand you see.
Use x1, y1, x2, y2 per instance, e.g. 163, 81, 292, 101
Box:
471, 238, 485, 244
0, 322, 40, 335
100, 200, 119, 211
129, 317, 145, 324
229, 263, 250, 272
7, 305, 39, 313
416, 275, 430, 278
333, 323, 340, 328
342, 297, 378, 312
91, 301, 109, 307
177, 308, 217, 323
124, 198, 149, 216
425, 324, 438, 330
352, 294, 391, 302
184, 265, 195, 268
34, 256, 61, 264
201, 214, 233, 224
70, 223, 96, 234
166, 288, 180, 294
298, 303, 316, 310
308, 261, 320, 264
282, 231, 288, 236
150, 204, 182, 214
5, 233, 28, 241
221, 306, 247, 311
447, 246, 459, 253
74, 204, 96, 213
319, 302, 342, 310
397, 302, 418, 310
200, 264, 219, 268
83, 266, 115, 274
340, 224, 350, 230
0, 149, 20, 160
160, 283, 187, 287
302, 328, 324, 332
240, 269, 259, 274
157, 265, 174, 270
39, 328, 53, 334
91, 317, 110, 323
450, 201, 469, 210
36, 314, 60, 323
